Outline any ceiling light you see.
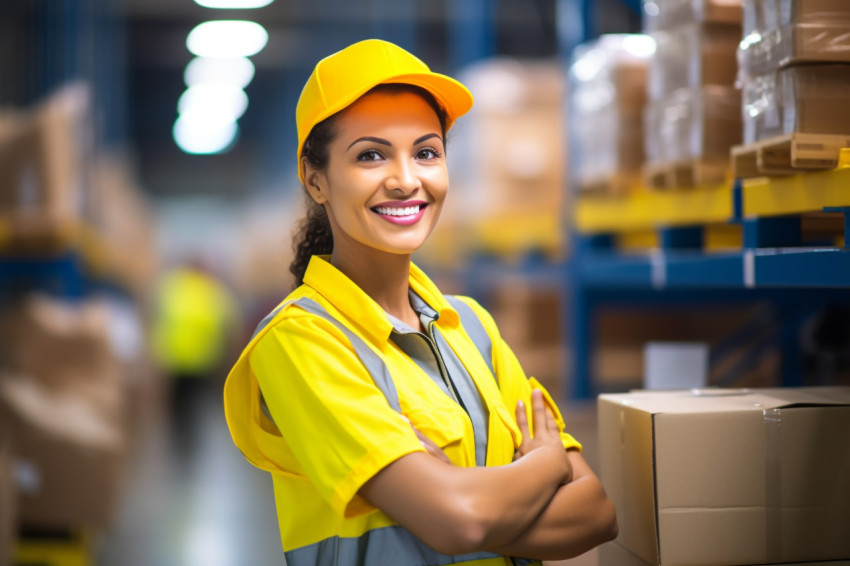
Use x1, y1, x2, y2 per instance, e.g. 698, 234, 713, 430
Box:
184, 57, 255, 89
178, 84, 249, 121
186, 20, 268, 58
173, 116, 239, 155
194, 0, 274, 7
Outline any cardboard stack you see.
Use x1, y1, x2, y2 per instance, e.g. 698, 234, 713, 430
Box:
598, 387, 850, 566
447, 59, 568, 259
569, 34, 654, 197
0, 294, 126, 530
738, 0, 850, 144
486, 280, 565, 401
0, 83, 91, 244
643, 0, 743, 187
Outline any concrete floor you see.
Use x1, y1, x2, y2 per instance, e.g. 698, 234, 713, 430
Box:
97, 381, 603, 566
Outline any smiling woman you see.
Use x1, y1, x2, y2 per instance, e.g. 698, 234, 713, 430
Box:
222, 39, 618, 566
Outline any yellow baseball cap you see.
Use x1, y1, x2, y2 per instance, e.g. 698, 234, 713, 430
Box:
295, 39, 474, 182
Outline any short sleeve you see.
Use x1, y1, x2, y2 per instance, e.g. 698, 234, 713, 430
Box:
249, 311, 425, 518
454, 296, 582, 453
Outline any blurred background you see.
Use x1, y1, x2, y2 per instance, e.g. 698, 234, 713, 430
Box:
2, 0, 850, 565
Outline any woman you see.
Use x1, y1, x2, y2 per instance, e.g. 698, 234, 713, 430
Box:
224, 39, 617, 565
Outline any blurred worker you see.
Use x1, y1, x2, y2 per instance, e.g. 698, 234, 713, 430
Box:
223, 39, 617, 565
153, 257, 238, 455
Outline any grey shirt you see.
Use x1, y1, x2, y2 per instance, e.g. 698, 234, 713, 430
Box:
385, 290, 490, 466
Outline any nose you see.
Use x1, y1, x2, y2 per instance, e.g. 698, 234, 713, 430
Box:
385, 157, 421, 194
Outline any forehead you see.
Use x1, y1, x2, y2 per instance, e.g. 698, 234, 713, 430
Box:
334, 90, 442, 138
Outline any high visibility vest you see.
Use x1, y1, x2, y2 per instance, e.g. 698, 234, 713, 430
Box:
223, 256, 579, 565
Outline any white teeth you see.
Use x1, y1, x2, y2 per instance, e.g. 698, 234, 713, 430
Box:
375, 205, 420, 217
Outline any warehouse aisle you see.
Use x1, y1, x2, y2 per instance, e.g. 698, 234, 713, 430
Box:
98, 381, 282, 566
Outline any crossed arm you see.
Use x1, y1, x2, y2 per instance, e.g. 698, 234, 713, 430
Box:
359, 390, 618, 560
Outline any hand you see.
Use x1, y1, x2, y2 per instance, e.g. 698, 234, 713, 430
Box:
514, 390, 572, 482
401, 416, 451, 465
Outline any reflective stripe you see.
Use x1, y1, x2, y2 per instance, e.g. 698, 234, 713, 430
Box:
445, 296, 496, 381
284, 525, 503, 566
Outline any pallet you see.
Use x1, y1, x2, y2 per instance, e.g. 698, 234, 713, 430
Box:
732, 133, 850, 179
577, 173, 641, 198
643, 159, 729, 190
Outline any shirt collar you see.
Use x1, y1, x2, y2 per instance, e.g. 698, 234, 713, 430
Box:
302, 255, 460, 344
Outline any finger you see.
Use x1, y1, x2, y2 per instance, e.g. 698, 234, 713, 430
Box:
545, 408, 558, 432
415, 430, 451, 464
531, 389, 548, 438
515, 399, 529, 441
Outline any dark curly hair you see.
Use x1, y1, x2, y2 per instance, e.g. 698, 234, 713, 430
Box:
289, 83, 449, 287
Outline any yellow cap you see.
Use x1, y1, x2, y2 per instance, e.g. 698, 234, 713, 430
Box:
295, 39, 474, 183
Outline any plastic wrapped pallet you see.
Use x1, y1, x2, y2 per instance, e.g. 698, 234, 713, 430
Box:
738, 0, 850, 79
649, 22, 742, 101
643, 0, 742, 32
645, 85, 742, 164
569, 34, 654, 194
743, 64, 850, 144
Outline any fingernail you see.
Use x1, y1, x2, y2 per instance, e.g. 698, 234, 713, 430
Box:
517, 400, 524, 410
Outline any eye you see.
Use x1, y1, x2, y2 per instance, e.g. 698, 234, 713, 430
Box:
357, 149, 384, 162
416, 147, 442, 160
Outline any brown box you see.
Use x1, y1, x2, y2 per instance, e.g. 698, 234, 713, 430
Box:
649, 22, 741, 101
599, 387, 850, 566
570, 34, 653, 191
644, 85, 741, 164
0, 84, 90, 228
645, 0, 743, 32
0, 295, 123, 422
743, 64, 850, 144
0, 439, 15, 565
0, 375, 124, 529
598, 540, 850, 566
740, 22, 850, 78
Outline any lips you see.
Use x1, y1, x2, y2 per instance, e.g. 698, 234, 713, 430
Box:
371, 201, 428, 226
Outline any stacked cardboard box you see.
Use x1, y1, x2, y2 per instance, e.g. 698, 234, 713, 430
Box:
643, 0, 743, 186
739, 0, 850, 144
0, 294, 126, 530
486, 281, 565, 400
0, 83, 91, 240
569, 34, 654, 196
599, 387, 850, 565
448, 60, 568, 258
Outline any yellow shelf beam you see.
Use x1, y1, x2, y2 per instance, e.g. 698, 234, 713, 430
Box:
574, 183, 733, 234
743, 149, 850, 217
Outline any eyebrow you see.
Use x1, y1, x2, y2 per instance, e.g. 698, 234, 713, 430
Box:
346, 133, 443, 151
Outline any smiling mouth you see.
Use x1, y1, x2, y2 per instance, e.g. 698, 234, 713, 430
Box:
372, 204, 427, 217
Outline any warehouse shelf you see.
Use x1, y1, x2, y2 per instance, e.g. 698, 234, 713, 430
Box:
575, 182, 734, 233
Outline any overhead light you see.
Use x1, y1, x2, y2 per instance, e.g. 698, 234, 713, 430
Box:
184, 57, 255, 89
194, 0, 274, 7
186, 20, 268, 58
178, 84, 249, 121
173, 115, 239, 155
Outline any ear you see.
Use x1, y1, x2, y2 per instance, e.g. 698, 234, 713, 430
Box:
301, 157, 327, 204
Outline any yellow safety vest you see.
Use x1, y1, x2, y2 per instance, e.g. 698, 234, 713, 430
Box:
223, 256, 580, 565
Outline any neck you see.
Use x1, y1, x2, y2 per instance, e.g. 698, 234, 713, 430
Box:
330, 244, 415, 324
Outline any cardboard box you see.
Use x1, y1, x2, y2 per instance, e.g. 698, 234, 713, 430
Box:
649, 22, 741, 101
644, 0, 743, 32
598, 387, 850, 566
740, 22, 850, 78
0, 439, 15, 565
644, 85, 741, 163
0, 294, 122, 410
743, 64, 850, 144
570, 34, 653, 192
0, 375, 124, 529
0, 84, 90, 228
598, 540, 850, 566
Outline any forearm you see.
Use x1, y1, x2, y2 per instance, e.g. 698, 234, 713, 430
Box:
489, 452, 619, 560
360, 446, 569, 555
